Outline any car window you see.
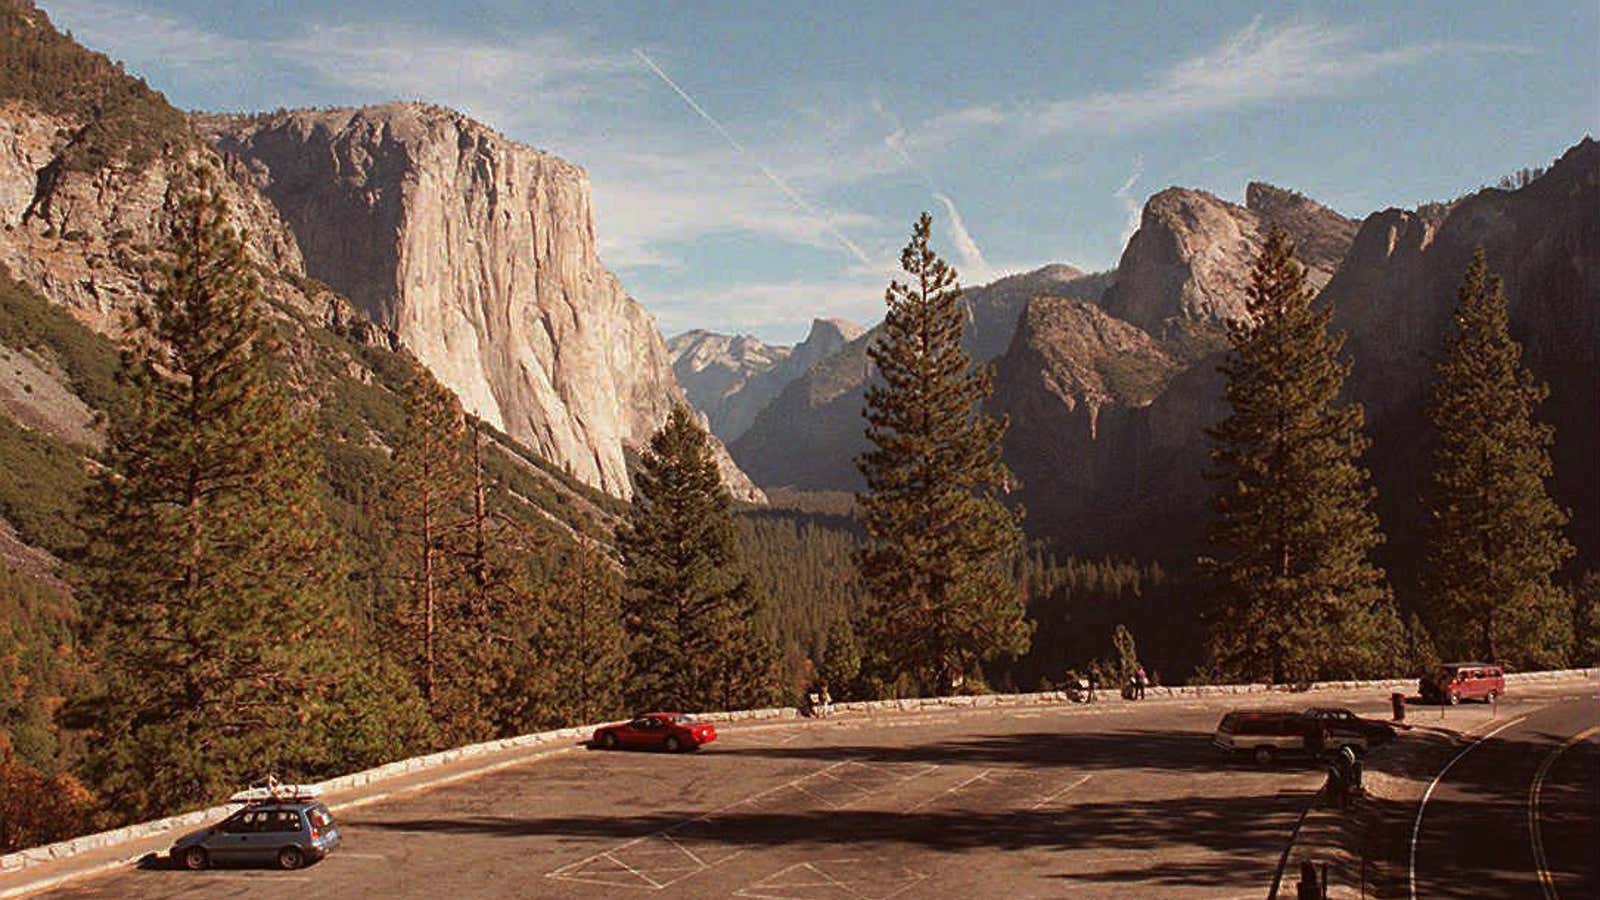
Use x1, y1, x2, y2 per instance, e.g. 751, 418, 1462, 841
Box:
268, 810, 302, 832
309, 806, 334, 828
628, 718, 651, 729
219, 813, 251, 833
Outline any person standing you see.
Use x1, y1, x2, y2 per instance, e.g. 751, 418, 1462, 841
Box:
1087, 669, 1099, 703
1134, 665, 1147, 700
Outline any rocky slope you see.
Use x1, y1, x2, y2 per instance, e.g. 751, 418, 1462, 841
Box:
669, 316, 862, 442
198, 104, 760, 502
730, 265, 1107, 489
1325, 137, 1600, 585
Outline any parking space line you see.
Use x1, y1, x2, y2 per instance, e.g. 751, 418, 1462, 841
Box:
902, 769, 991, 813
1028, 774, 1093, 810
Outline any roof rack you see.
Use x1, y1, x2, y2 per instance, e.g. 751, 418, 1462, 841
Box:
226, 776, 323, 804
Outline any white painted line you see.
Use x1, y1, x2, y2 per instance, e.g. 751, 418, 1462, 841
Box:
902, 769, 991, 813
1528, 725, 1598, 900
1029, 774, 1093, 810
1408, 714, 1528, 900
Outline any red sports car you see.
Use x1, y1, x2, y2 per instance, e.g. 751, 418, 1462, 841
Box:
592, 713, 717, 752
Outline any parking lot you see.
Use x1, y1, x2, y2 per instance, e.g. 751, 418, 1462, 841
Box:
34, 681, 1592, 899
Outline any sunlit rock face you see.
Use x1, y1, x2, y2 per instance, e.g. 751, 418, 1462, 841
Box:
201, 103, 762, 501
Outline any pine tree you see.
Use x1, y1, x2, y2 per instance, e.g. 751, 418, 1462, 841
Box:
1422, 249, 1573, 666
619, 406, 775, 713
508, 542, 626, 731
856, 212, 1029, 696
1204, 228, 1400, 684
77, 171, 424, 818
383, 366, 481, 740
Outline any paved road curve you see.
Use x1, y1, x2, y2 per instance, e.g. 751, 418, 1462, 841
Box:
1409, 694, 1599, 899
33, 682, 1593, 900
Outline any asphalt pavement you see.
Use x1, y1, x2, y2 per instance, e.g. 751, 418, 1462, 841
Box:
24, 680, 1597, 900
1405, 694, 1599, 899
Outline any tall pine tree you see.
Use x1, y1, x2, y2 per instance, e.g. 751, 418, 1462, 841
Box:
521, 543, 626, 729
857, 213, 1029, 697
1205, 229, 1400, 684
1422, 249, 1573, 666
619, 406, 776, 712
78, 171, 426, 818
383, 366, 491, 742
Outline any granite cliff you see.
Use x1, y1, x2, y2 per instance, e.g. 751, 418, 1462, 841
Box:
669, 316, 862, 443
198, 104, 761, 501
730, 265, 1107, 489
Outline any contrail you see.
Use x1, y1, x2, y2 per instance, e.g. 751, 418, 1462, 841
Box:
632, 48, 871, 265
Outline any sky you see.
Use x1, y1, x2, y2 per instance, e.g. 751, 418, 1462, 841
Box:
38, 1, 1600, 343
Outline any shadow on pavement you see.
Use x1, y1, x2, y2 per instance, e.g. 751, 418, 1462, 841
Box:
707, 728, 1329, 773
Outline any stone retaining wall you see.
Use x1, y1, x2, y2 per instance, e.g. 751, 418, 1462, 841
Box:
5, 667, 1593, 875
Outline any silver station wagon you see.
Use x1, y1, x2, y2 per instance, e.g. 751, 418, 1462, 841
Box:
170, 799, 342, 870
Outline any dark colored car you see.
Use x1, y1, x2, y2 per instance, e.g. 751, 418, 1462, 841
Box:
1420, 662, 1505, 705
1212, 709, 1320, 764
592, 712, 718, 752
170, 799, 341, 870
1300, 707, 1396, 752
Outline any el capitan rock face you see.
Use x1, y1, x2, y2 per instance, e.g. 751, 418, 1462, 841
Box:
199, 104, 761, 501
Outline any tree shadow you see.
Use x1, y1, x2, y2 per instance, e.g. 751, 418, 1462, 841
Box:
368, 791, 1307, 888
707, 728, 1330, 774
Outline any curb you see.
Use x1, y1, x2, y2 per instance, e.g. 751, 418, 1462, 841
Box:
4, 667, 1593, 881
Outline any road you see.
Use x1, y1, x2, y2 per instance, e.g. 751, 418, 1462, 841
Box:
32, 681, 1595, 900
1408, 693, 1599, 899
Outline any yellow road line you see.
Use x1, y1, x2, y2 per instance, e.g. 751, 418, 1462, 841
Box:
1528, 725, 1600, 900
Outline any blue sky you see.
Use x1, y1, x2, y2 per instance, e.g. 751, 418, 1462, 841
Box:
39, 0, 1599, 342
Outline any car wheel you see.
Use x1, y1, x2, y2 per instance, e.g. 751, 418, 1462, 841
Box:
1253, 746, 1274, 766
601, 732, 618, 750
277, 846, 305, 871
1448, 691, 1460, 706
181, 846, 209, 871
664, 735, 682, 753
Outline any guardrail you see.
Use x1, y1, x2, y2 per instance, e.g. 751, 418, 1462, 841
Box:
4, 666, 1594, 876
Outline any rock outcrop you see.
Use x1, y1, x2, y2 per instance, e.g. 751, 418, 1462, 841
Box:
1323, 137, 1600, 582
0, 100, 307, 333
670, 317, 862, 443
730, 265, 1108, 489
1100, 184, 1355, 338
198, 104, 761, 501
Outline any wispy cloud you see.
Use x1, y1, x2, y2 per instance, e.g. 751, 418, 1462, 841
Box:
632, 48, 872, 266
909, 19, 1521, 151
1112, 156, 1145, 251
932, 193, 991, 284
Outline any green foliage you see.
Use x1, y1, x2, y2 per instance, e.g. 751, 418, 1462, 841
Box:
1204, 229, 1401, 684
0, 564, 87, 774
76, 175, 426, 819
1404, 612, 1441, 678
735, 509, 861, 692
515, 543, 627, 730
0, 0, 191, 173
619, 406, 779, 713
856, 213, 1030, 696
1001, 553, 1198, 688
1110, 625, 1140, 686
0, 416, 88, 554
1422, 249, 1574, 667
0, 267, 124, 415
1572, 572, 1600, 666
382, 366, 475, 731
816, 618, 863, 699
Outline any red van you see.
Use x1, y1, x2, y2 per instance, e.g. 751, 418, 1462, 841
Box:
1419, 662, 1505, 705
